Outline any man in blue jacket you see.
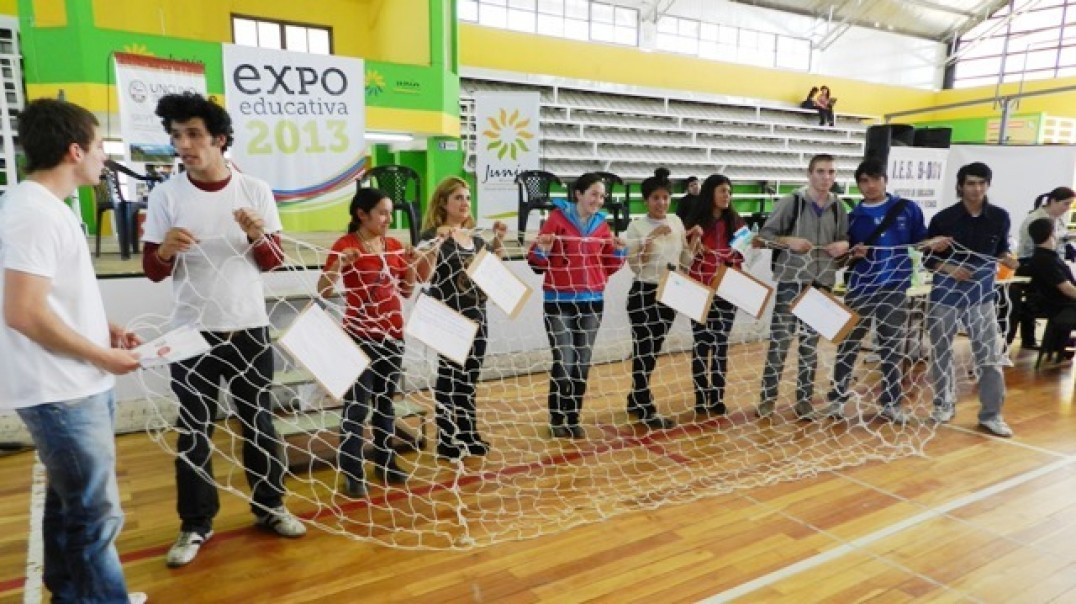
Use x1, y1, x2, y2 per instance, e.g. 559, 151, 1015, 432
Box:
824, 158, 946, 423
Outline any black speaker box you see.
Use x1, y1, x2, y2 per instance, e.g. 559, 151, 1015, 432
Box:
864, 124, 916, 162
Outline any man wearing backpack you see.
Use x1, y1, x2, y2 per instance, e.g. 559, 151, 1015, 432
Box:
823, 158, 948, 423
757, 154, 849, 419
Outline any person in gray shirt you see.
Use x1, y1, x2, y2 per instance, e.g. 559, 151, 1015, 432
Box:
756, 154, 849, 419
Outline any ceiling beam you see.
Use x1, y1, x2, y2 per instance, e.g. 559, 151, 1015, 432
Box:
901, 0, 980, 19
725, 0, 955, 41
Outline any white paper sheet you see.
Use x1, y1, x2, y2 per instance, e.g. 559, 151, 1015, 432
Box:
729, 225, 754, 255
405, 294, 480, 366
467, 249, 532, 318
714, 266, 772, 319
791, 287, 855, 342
277, 304, 370, 401
136, 325, 211, 368
657, 271, 713, 323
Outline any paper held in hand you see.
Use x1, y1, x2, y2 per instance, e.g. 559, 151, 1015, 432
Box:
790, 286, 860, 343
465, 248, 533, 318
656, 270, 716, 323
135, 325, 211, 368
405, 294, 480, 367
711, 265, 774, 320
277, 304, 371, 402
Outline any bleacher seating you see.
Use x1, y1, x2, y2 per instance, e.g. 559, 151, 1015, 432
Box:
459, 71, 875, 203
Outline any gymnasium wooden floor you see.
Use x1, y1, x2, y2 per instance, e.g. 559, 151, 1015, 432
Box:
0, 337, 1074, 603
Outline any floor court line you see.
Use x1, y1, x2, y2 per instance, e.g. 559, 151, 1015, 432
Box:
700, 452, 1076, 603
23, 458, 45, 604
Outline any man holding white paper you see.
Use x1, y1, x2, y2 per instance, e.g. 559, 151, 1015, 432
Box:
757, 154, 850, 419
0, 99, 144, 602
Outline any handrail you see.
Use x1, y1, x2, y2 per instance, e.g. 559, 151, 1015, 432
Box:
884, 83, 1076, 122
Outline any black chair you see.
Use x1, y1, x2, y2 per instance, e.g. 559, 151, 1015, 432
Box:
94, 166, 147, 259
359, 165, 421, 246
594, 171, 630, 235
514, 170, 562, 245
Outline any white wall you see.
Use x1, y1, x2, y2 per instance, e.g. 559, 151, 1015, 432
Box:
632, 0, 946, 89
941, 144, 1076, 246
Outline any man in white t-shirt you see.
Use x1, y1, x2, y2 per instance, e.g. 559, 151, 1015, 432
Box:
140, 93, 305, 568
0, 99, 144, 603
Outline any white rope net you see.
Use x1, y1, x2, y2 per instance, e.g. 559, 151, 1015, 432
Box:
131, 232, 1012, 549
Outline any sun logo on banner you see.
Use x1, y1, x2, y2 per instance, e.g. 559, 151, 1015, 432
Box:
122, 43, 155, 57
482, 108, 534, 160
365, 70, 385, 97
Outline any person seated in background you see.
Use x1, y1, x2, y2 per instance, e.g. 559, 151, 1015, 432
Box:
675, 175, 701, 221
815, 85, 836, 127
1026, 217, 1076, 357
800, 86, 819, 110
1009, 186, 1075, 348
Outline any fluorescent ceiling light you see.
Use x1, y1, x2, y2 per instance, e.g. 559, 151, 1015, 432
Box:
365, 132, 414, 143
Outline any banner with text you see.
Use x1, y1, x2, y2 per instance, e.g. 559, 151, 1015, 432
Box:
223, 44, 365, 208
114, 52, 206, 163
887, 146, 950, 222
474, 92, 541, 226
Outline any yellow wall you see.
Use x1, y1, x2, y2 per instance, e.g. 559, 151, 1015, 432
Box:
0, 0, 18, 17
31, 0, 65, 26
91, 0, 430, 65
926, 76, 1076, 121
460, 24, 935, 119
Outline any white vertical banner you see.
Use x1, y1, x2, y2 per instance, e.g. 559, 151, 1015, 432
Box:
114, 52, 206, 162
887, 147, 949, 222
222, 44, 365, 208
474, 92, 541, 226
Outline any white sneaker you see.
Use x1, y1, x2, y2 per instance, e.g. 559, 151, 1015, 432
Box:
128, 593, 148, 604
930, 404, 955, 424
879, 406, 909, 425
256, 506, 307, 538
979, 417, 1014, 437
166, 530, 213, 568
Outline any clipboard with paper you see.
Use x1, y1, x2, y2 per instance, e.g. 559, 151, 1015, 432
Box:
710, 265, 774, 320
465, 248, 533, 319
276, 303, 372, 402
405, 293, 480, 366
789, 286, 860, 343
656, 270, 716, 323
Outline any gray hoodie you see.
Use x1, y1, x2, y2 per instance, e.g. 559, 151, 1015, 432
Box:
759, 189, 849, 286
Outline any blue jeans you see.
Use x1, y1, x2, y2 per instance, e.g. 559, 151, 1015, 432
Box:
17, 389, 129, 603
544, 301, 604, 427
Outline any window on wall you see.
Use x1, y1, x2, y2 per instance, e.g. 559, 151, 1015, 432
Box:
952, 0, 1076, 88
656, 15, 809, 72
232, 16, 332, 54
458, 0, 638, 46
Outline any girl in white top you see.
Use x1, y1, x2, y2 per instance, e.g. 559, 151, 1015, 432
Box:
623, 168, 699, 428
1016, 187, 1075, 259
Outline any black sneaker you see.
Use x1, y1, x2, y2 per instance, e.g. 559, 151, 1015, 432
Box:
566, 425, 585, 439
464, 439, 490, 456
375, 460, 408, 484
550, 426, 571, 439
436, 443, 463, 461
641, 415, 675, 430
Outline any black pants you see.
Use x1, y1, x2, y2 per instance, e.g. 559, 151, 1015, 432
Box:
341, 338, 404, 480
692, 297, 737, 409
1004, 262, 1037, 345
435, 308, 488, 447
1044, 305, 1076, 352
626, 281, 675, 418
170, 327, 284, 533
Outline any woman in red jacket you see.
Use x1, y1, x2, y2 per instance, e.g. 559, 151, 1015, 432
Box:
318, 187, 416, 497
683, 174, 745, 416
527, 173, 627, 438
